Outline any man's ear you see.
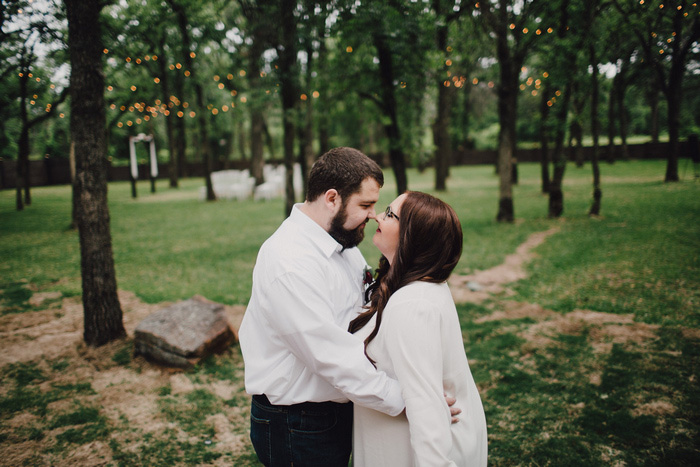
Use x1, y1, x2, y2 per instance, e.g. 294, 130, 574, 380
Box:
324, 189, 341, 213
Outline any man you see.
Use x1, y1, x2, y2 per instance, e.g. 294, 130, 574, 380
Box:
239, 147, 455, 466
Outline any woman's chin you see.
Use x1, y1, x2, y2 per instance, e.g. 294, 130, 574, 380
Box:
372, 233, 381, 251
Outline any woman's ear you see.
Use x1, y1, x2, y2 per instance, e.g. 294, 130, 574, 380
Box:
324, 189, 341, 214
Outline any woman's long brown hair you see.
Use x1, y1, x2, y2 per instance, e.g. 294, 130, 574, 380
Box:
348, 191, 463, 365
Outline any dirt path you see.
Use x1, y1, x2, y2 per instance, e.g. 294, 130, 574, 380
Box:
448, 227, 561, 304
447, 226, 677, 357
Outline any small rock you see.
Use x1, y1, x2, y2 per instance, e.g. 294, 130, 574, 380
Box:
134, 296, 237, 368
466, 281, 483, 291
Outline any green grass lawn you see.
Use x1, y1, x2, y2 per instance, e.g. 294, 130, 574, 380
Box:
1, 159, 699, 465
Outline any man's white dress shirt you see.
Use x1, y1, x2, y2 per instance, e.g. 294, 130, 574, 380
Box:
239, 204, 405, 416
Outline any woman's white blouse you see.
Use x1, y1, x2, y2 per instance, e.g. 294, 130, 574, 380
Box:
353, 281, 488, 467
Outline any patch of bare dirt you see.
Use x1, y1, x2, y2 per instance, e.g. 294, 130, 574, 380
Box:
0, 290, 248, 466
632, 400, 676, 418
475, 301, 558, 323
520, 309, 661, 353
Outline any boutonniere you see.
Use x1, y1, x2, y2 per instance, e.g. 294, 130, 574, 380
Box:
363, 265, 374, 285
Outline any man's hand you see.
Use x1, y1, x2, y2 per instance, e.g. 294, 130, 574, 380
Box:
445, 394, 461, 424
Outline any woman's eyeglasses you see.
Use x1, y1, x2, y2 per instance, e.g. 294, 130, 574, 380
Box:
383, 205, 400, 221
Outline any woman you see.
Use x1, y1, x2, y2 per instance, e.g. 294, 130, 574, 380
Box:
350, 191, 487, 466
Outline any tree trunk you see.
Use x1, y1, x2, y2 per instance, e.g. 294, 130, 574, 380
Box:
173, 71, 187, 178
495, 57, 518, 221
249, 38, 265, 186
280, 0, 298, 216
664, 86, 680, 182
433, 1, 452, 192
433, 82, 453, 191
617, 84, 629, 161
16, 69, 29, 211
606, 77, 617, 164
299, 40, 315, 195
570, 119, 584, 168
171, 2, 215, 200
539, 85, 551, 194
662, 7, 699, 182
648, 88, 659, 144
589, 46, 602, 216
374, 31, 407, 195
237, 120, 247, 160
157, 36, 178, 188
66, 0, 126, 347
548, 83, 572, 218
317, 34, 330, 155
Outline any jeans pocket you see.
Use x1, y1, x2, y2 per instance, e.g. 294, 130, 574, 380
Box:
250, 405, 272, 465
290, 408, 337, 434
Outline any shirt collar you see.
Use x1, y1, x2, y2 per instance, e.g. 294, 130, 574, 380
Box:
289, 203, 344, 257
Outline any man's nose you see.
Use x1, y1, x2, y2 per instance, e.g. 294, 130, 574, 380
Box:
367, 208, 377, 220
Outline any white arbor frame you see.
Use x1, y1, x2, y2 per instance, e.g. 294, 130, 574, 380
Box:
128, 133, 158, 181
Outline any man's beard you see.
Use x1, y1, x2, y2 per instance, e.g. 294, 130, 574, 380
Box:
329, 203, 366, 250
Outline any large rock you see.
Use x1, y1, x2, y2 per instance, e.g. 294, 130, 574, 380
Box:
134, 296, 237, 368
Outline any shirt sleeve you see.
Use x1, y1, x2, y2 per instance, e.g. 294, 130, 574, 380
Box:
263, 270, 405, 416
383, 297, 456, 467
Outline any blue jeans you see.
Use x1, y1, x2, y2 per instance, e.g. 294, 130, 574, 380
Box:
250, 394, 353, 467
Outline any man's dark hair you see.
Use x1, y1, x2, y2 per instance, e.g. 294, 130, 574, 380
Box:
306, 147, 384, 202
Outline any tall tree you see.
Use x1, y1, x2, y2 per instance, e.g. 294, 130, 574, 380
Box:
168, 0, 216, 200
431, 0, 466, 191
15, 48, 68, 210
66, 0, 126, 347
587, 0, 606, 216
279, 0, 298, 215
239, 0, 276, 187
538, 80, 552, 194
475, 0, 544, 222
1, 0, 67, 210
336, 1, 431, 196
545, 0, 585, 218
614, 0, 700, 182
